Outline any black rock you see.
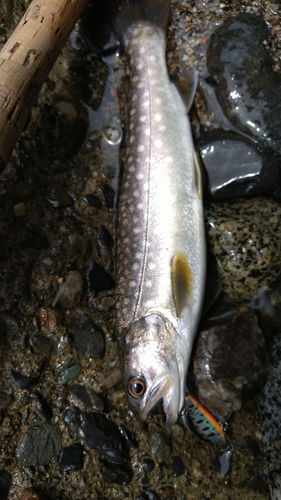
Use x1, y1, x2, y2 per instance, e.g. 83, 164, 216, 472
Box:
99, 458, 133, 484
16, 422, 61, 466
98, 226, 114, 250
21, 227, 49, 250
45, 185, 74, 208
143, 457, 155, 473
198, 131, 281, 200
58, 443, 84, 471
0, 385, 13, 409
80, 412, 129, 463
87, 261, 114, 296
30, 391, 53, 421
172, 455, 184, 477
60, 118, 88, 158
70, 314, 105, 358
10, 369, 38, 389
101, 183, 115, 208
0, 470, 11, 500
83, 194, 101, 209
68, 383, 104, 411
119, 424, 138, 449
207, 13, 281, 160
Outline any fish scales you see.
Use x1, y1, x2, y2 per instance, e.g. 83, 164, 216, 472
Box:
116, 1, 206, 425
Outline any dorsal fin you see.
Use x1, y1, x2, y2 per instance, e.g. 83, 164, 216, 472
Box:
172, 252, 193, 318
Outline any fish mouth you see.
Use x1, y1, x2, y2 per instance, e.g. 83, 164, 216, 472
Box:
140, 376, 179, 426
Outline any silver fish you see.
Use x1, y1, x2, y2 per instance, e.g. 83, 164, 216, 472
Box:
115, 0, 206, 426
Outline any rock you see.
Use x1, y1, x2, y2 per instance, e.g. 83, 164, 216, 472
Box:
0, 385, 13, 409
0, 470, 11, 500
101, 183, 115, 208
52, 271, 84, 308
98, 226, 114, 250
70, 313, 105, 358
61, 365, 81, 384
45, 185, 74, 208
99, 458, 133, 484
83, 194, 101, 209
16, 422, 61, 466
198, 131, 280, 200
20, 228, 49, 250
58, 442, 84, 471
30, 391, 53, 421
194, 306, 271, 420
63, 406, 82, 434
87, 261, 114, 296
207, 13, 281, 160
21, 487, 52, 500
10, 370, 38, 389
80, 412, 129, 463
205, 197, 281, 300
68, 383, 104, 411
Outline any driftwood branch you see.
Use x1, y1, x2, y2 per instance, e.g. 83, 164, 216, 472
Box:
0, 0, 88, 169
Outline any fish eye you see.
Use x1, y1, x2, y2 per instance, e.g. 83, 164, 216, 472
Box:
127, 376, 146, 398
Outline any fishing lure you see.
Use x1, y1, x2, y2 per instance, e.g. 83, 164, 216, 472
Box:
181, 392, 233, 475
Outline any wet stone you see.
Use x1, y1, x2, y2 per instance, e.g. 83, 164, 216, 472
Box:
0, 469, 11, 500
143, 457, 155, 473
10, 370, 38, 389
253, 277, 281, 339
101, 183, 115, 208
16, 422, 61, 466
29, 334, 55, 356
68, 383, 104, 411
30, 392, 53, 421
0, 385, 13, 409
52, 271, 84, 308
63, 406, 82, 434
172, 455, 184, 477
207, 13, 281, 159
45, 185, 74, 208
70, 313, 105, 358
61, 365, 81, 384
98, 225, 114, 250
80, 412, 129, 463
99, 458, 133, 485
68, 233, 89, 256
194, 306, 271, 420
20, 228, 49, 250
83, 193, 101, 209
205, 197, 281, 301
87, 261, 114, 296
198, 131, 281, 200
119, 424, 138, 449
60, 117, 88, 158
58, 442, 84, 471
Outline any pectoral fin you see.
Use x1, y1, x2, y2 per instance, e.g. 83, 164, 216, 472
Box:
173, 252, 193, 318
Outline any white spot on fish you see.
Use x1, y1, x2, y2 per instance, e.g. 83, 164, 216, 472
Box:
133, 227, 141, 234
149, 262, 156, 270
133, 190, 140, 197
130, 108, 136, 116
140, 116, 146, 123
129, 280, 136, 287
122, 307, 128, 314
136, 252, 142, 259
155, 113, 162, 122
155, 97, 162, 104
136, 62, 144, 70
154, 139, 162, 148
132, 75, 139, 83
133, 263, 139, 271
130, 135, 135, 144
129, 165, 136, 172
124, 298, 130, 305
146, 280, 152, 288
145, 128, 150, 136
137, 203, 144, 210
132, 94, 138, 102
138, 144, 145, 153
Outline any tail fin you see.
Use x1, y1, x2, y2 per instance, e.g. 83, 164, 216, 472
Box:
112, 0, 170, 37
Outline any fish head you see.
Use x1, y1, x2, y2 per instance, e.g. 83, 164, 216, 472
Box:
121, 314, 182, 426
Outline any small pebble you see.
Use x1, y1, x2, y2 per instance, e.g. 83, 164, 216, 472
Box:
58, 443, 84, 471
70, 313, 105, 358
16, 422, 61, 466
87, 261, 114, 296
61, 365, 81, 384
52, 271, 84, 308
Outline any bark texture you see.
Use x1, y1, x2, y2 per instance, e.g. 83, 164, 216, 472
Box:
0, 0, 88, 168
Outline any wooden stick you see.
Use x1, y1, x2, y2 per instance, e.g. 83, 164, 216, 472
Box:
0, 0, 88, 169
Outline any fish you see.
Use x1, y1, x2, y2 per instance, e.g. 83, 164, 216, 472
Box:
115, 0, 206, 426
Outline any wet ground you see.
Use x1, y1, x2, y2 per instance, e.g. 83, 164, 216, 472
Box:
0, 0, 281, 499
